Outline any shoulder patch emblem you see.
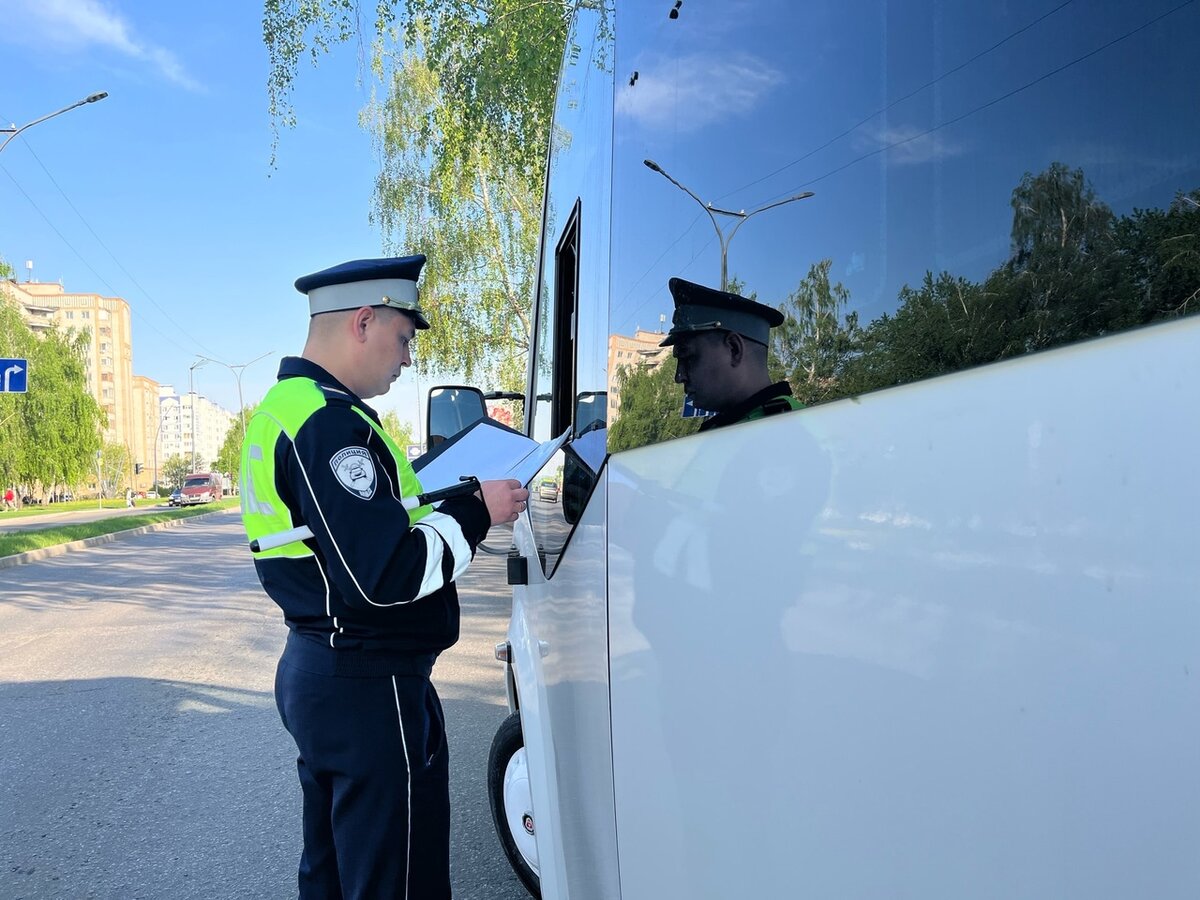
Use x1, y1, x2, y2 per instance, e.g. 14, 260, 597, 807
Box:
330, 446, 377, 500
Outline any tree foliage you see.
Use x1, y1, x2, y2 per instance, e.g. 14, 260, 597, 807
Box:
99, 441, 130, 497
0, 290, 105, 497
827, 166, 1200, 400
262, 1, 607, 388
379, 409, 415, 449
608, 360, 699, 453
770, 259, 861, 406
214, 407, 257, 486
162, 454, 191, 490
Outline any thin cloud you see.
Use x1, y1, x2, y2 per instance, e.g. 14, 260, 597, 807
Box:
7, 0, 202, 91
617, 52, 784, 134
856, 124, 964, 166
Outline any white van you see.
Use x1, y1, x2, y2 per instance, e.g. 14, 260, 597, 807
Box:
434, 3, 1200, 897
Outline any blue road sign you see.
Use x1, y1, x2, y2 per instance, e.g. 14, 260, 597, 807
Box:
0, 358, 28, 393
681, 396, 714, 418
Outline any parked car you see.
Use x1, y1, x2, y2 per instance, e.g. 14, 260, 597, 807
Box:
537, 478, 559, 503
169, 488, 183, 507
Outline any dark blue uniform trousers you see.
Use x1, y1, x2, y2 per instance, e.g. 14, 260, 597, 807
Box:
275, 637, 451, 899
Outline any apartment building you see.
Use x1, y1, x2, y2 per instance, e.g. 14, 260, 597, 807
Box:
606, 326, 670, 424
6, 280, 137, 448
4, 277, 235, 491
157, 386, 235, 479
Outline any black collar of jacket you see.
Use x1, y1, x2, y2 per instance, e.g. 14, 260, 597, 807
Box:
276, 356, 382, 424
698, 381, 795, 432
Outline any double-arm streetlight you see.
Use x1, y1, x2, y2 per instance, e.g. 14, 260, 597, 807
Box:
643, 159, 814, 291
1, 92, 109, 155
195, 352, 274, 442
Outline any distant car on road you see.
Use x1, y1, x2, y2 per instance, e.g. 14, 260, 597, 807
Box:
537, 478, 559, 503
180, 472, 222, 505
169, 488, 183, 507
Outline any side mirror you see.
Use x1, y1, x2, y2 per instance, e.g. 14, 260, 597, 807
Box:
427, 385, 487, 448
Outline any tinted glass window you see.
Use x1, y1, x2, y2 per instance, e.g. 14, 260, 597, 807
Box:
526, 7, 614, 576
608, 0, 1200, 451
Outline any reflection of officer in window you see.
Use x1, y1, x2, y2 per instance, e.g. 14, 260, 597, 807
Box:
660, 277, 802, 429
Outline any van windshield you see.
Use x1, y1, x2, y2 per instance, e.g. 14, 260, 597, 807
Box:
183, 477, 212, 488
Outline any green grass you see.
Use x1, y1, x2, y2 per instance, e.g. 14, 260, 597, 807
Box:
0, 499, 240, 557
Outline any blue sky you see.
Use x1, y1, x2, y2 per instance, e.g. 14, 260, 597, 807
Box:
0, 0, 428, 429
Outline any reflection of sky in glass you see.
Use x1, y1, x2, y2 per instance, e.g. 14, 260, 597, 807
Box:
611, 0, 1199, 335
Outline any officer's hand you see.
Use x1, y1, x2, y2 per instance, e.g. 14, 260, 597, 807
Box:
480, 479, 529, 525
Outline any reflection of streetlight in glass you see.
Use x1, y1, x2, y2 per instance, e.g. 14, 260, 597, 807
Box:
643, 159, 814, 291
0, 92, 108, 155
188, 359, 208, 472
195, 352, 275, 442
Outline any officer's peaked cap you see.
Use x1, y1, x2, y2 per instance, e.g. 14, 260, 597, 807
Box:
659, 277, 784, 347
294, 255, 430, 328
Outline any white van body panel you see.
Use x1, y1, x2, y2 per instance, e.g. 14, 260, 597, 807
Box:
509, 477, 621, 900
605, 318, 1200, 898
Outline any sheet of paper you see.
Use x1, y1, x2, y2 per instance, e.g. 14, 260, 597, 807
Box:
506, 428, 571, 486
414, 421, 570, 490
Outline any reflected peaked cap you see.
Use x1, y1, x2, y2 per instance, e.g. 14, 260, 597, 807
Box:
294, 255, 430, 328
659, 277, 784, 347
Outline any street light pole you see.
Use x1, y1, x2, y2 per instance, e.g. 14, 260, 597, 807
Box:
188, 359, 208, 472
643, 159, 814, 291
0, 92, 109, 155
152, 398, 165, 494
195, 352, 274, 443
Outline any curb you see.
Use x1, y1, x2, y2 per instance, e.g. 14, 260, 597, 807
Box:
0, 508, 240, 570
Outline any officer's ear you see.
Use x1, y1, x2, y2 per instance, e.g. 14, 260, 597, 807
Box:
350, 306, 376, 343
724, 331, 745, 368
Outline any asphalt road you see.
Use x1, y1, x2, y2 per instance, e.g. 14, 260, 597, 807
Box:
0, 510, 530, 899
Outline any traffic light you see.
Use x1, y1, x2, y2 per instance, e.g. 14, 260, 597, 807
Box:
134, 463, 143, 475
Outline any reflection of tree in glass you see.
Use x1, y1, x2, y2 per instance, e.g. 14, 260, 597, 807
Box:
608, 361, 700, 453
610, 163, 1200, 451
833, 164, 1200, 398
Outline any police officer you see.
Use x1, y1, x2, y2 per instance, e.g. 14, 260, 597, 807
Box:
240, 255, 527, 899
660, 277, 802, 429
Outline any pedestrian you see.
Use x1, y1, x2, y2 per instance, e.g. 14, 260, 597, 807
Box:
660, 277, 803, 430
3, 487, 14, 510
239, 255, 527, 899
125, 487, 135, 508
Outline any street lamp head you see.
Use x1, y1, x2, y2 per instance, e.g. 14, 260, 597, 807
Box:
85, 92, 109, 104
644, 159, 663, 174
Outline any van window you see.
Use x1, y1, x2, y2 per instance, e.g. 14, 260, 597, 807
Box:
607, 0, 1200, 452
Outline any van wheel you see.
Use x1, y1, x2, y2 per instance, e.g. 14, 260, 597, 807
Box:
487, 712, 541, 898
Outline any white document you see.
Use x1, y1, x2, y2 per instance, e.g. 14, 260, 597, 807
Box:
413, 421, 571, 491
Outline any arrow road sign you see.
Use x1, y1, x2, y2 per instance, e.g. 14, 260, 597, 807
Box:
1, 359, 28, 393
